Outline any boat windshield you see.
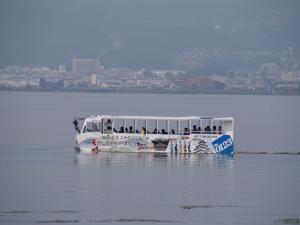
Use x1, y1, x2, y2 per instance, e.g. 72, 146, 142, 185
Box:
82, 121, 102, 133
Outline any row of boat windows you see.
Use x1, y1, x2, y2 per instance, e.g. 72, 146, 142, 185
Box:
82, 121, 223, 135
111, 126, 223, 135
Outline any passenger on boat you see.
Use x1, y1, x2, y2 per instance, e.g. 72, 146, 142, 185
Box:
171, 129, 175, 135
125, 127, 129, 133
113, 128, 118, 133
92, 123, 99, 132
207, 126, 211, 134
218, 126, 223, 134
105, 119, 112, 131
198, 126, 201, 133
119, 127, 124, 133
204, 126, 211, 134
184, 128, 190, 135
73, 119, 80, 133
212, 126, 217, 134
161, 129, 167, 134
192, 125, 198, 133
153, 128, 157, 134
129, 126, 134, 133
73, 119, 78, 127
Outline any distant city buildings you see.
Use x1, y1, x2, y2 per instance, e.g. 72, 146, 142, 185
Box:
58, 65, 66, 73
90, 74, 97, 86
0, 52, 299, 95
72, 57, 100, 74
260, 63, 281, 80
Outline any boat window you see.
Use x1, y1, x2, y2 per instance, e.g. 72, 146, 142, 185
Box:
179, 120, 189, 135
146, 120, 157, 134
210, 120, 218, 134
113, 118, 123, 133
124, 119, 135, 133
136, 120, 146, 134
210, 120, 223, 134
222, 120, 233, 134
201, 119, 212, 134
86, 121, 102, 132
179, 120, 190, 135
86, 122, 93, 132
191, 119, 201, 134
217, 120, 223, 134
157, 120, 168, 134
168, 120, 178, 135
103, 118, 112, 134
92, 121, 101, 132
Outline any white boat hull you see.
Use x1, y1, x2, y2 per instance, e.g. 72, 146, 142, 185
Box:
76, 133, 234, 154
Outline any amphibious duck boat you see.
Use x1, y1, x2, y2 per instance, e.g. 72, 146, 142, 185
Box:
73, 115, 234, 154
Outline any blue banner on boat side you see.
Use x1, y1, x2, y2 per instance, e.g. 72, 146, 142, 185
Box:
211, 135, 234, 154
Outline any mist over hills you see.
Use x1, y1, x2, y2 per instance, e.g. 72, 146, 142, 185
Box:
0, 0, 299, 71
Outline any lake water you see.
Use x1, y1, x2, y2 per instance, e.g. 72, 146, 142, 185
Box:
0, 91, 299, 225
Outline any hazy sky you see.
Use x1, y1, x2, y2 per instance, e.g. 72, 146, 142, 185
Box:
0, 0, 299, 68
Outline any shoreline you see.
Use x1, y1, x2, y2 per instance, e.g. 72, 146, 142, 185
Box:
1, 88, 299, 96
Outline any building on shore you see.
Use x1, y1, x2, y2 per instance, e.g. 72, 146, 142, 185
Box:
72, 58, 99, 75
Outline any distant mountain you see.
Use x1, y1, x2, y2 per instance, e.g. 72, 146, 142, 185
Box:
0, 0, 299, 69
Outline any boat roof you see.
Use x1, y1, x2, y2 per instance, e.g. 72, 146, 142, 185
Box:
84, 115, 233, 121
